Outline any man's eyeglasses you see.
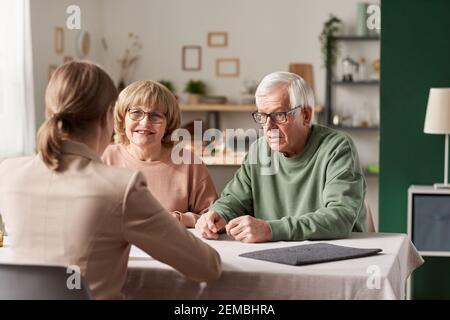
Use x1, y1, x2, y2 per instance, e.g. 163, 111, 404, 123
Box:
127, 108, 166, 124
252, 105, 303, 124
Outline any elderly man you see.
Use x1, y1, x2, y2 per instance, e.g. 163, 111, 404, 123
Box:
196, 71, 367, 243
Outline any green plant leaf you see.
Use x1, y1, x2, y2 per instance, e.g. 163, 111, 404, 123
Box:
319, 14, 342, 70
184, 80, 207, 94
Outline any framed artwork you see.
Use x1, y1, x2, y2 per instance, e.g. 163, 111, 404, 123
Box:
54, 27, 64, 54
76, 30, 91, 58
48, 65, 58, 81
207, 32, 228, 47
216, 58, 240, 77
182, 46, 202, 71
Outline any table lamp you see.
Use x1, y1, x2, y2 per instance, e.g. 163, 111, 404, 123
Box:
424, 88, 450, 188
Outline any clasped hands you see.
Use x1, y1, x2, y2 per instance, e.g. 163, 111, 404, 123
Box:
195, 211, 272, 243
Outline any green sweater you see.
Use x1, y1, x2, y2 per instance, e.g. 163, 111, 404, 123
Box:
211, 124, 367, 241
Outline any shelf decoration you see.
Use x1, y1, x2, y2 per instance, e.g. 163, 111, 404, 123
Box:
356, 2, 370, 36
117, 33, 142, 91
182, 46, 202, 71
184, 79, 207, 104
324, 22, 380, 128
319, 15, 342, 70
54, 27, 64, 54
216, 58, 240, 77
76, 30, 91, 58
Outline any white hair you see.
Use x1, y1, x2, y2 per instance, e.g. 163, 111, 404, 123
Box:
255, 72, 315, 110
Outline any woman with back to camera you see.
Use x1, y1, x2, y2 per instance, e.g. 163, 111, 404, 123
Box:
0, 61, 221, 299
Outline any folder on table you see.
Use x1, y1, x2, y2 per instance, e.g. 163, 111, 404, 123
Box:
239, 243, 382, 266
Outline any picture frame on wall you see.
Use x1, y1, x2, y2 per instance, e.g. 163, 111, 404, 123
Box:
54, 27, 64, 54
216, 58, 240, 77
182, 46, 202, 71
76, 30, 91, 58
207, 32, 228, 47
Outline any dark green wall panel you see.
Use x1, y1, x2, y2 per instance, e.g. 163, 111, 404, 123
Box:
381, 0, 450, 298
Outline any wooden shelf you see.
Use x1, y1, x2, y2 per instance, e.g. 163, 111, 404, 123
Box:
180, 104, 256, 112
331, 125, 379, 131
332, 35, 380, 41
332, 80, 379, 86
180, 104, 324, 113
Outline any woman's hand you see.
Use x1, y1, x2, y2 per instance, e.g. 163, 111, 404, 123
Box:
170, 211, 181, 222
171, 211, 200, 228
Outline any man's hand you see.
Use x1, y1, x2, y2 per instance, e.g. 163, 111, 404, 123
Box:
195, 211, 227, 240
226, 215, 272, 243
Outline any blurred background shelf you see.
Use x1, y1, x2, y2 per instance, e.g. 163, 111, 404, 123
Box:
331, 125, 379, 131
180, 104, 256, 112
180, 104, 324, 113
332, 80, 379, 85
180, 104, 324, 129
332, 35, 380, 41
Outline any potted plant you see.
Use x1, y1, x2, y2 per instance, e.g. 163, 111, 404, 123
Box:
319, 15, 342, 72
184, 79, 206, 104
159, 80, 175, 94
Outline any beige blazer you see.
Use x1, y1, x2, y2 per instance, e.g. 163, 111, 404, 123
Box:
0, 140, 221, 299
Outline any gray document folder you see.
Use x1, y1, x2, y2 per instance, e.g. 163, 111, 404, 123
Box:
239, 243, 382, 266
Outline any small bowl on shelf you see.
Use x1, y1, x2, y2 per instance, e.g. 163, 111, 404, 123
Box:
201, 96, 228, 104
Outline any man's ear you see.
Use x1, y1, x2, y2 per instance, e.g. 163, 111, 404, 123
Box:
302, 106, 313, 125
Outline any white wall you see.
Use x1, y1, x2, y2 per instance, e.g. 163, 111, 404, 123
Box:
31, 0, 380, 133
30, 0, 104, 128
100, 0, 379, 103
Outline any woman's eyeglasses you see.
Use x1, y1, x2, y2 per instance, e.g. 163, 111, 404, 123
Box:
127, 108, 166, 124
252, 105, 303, 124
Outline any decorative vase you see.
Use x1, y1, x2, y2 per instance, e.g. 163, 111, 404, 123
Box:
356, 2, 369, 36
188, 94, 201, 105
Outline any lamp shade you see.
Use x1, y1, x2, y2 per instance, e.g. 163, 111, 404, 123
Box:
424, 88, 450, 134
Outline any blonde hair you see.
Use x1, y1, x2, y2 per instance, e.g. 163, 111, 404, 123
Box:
37, 61, 118, 170
114, 80, 180, 146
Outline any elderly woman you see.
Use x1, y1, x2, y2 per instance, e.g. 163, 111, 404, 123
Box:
102, 80, 217, 227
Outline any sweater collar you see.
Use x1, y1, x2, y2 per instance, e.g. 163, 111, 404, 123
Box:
278, 124, 324, 165
61, 140, 101, 162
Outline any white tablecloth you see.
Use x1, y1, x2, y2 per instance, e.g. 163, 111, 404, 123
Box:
0, 230, 423, 300
124, 230, 424, 300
